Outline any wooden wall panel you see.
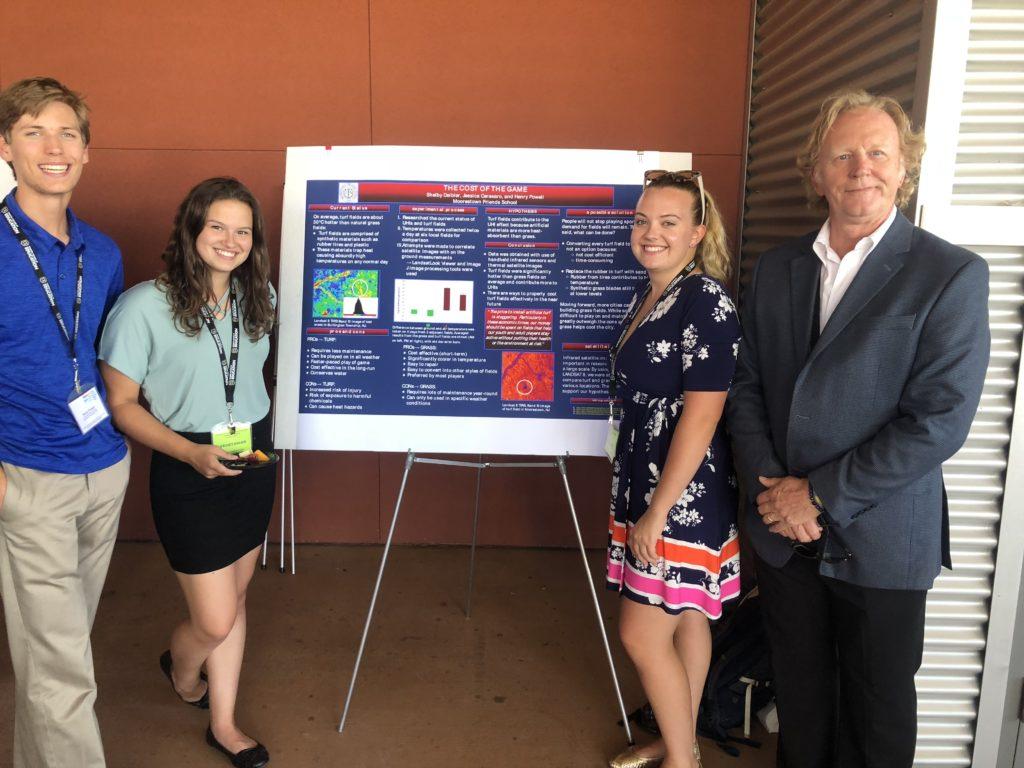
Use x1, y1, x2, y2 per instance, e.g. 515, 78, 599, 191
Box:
690, 153, 745, 289
369, 0, 753, 154
0, 1, 372, 150
287, 452, 381, 543
117, 443, 156, 541
376, 454, 612, 548
72, 150, 285, 288
0, 1, 756, 547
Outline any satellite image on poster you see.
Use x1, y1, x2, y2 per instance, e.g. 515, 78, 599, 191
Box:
313, 269, 380, 319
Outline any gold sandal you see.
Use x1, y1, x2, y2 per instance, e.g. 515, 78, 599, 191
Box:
607, 747, 664, 768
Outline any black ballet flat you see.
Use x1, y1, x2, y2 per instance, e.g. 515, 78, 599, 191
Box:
206, 726, 270, 768
159, 650, 209, 709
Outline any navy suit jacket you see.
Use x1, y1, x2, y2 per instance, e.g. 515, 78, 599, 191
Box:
727, 212, 990, 590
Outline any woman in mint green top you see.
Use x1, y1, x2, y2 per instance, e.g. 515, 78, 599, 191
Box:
101, 278, 274, 432
100, 178, 274, 768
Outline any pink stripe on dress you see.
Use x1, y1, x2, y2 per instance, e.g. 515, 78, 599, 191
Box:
623, 568, 741, 618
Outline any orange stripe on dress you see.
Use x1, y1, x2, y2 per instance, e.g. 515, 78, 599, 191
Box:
656, 534, 740, 570
609, 515, 627, 543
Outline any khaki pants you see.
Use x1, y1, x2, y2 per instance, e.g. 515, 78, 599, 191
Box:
0, 453, 130, 768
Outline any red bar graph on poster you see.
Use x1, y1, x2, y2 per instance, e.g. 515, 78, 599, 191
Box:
393, 279, 474, 324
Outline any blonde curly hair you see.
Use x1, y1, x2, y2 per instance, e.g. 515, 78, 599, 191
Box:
797, 89, 925, 211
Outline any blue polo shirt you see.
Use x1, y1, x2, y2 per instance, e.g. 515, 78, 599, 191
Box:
0, 190, 127, 474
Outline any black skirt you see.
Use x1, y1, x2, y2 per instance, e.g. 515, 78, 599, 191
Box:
150, 414, 276, 574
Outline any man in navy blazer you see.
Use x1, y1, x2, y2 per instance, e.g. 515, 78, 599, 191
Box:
728, 91, 990, 767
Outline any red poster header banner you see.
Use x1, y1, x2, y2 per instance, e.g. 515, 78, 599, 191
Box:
565, 208, 635, 216
484, 241, 559, 249
305, 328, 390, 336
484, 207, 561, 215
357, 182, 614, 207
308, 204, 390, 212
563, 342, 611, 351
398, 205, 479, 215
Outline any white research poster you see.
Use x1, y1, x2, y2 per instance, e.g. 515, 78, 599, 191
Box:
275, 146, 690, 455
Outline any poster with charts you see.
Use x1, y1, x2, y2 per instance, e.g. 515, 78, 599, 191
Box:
274, 146, 690, 454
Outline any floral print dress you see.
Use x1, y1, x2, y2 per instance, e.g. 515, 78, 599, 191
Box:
606, 274, 741, 618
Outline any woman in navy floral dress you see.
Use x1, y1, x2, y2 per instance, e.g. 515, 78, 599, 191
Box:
606, 171, 740, 768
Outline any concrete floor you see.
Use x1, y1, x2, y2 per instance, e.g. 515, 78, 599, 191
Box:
0, 543, 776, 767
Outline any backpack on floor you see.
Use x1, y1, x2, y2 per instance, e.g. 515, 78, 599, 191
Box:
696, 586, 774, 753
626, 587, 774, 758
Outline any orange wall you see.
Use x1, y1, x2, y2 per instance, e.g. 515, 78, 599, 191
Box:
0, 0, 754, 547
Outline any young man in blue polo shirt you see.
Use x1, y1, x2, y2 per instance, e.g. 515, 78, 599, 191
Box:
0, 77, 130, 768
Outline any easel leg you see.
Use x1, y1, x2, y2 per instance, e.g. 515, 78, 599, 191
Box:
465, 460, 484, 618
338, 450, 416, 733
556, 455, 634, 746
264, 447, 288, 570
288, 448, 296, 575
279, 449, 287, 573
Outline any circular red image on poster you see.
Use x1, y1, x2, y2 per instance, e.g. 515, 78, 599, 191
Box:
501, 352, 554, 401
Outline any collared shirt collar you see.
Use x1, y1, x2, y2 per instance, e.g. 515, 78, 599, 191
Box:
812, 204, 898, 265
3, 189, 85, 253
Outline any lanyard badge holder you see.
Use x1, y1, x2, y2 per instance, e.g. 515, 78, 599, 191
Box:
603, 377, 621, 464
201, 285, 253, 455
2, 203, 110, 435
605, 287, 641, 463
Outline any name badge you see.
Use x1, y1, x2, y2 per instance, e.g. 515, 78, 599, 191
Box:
68, 385, 110, 435
211, 421, 253, 455
604, 420, 620, 463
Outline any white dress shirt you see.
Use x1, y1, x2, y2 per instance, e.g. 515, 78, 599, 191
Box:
812, 205, 898, 330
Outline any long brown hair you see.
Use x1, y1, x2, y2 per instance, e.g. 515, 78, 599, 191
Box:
641, 174, 733, 283
157, 177, 274, 340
